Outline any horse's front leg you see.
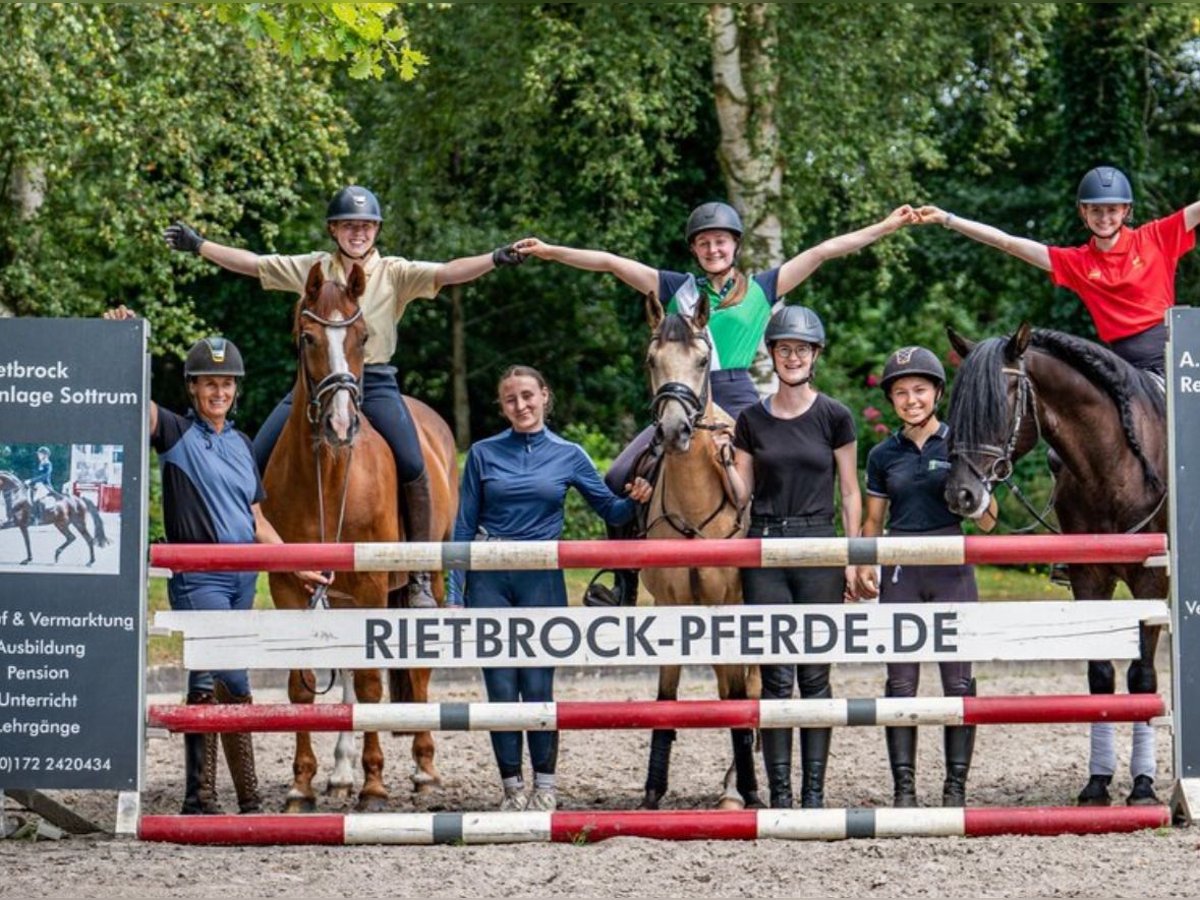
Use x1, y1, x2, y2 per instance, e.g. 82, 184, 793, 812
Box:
716, 664, 762, 810
642, 664, 682, 810
1123, 620, 1163, 806
326, 670, 358, 802
285, 668, 319, 813
1072, 565, 1119, 807
353, 667, 388, 812
403, 668, 440, 794
19, 525, 32, 564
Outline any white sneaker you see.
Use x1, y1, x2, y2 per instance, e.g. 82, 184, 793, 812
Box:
499, 788, 528, 812
528, 788, 557, 811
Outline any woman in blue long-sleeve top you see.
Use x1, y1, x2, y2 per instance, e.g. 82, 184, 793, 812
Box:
452, 365, 650, 812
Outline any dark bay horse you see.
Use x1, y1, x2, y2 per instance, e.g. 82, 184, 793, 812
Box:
0, 472, 109, 566
262, 263, 458, 813
639, 291, 761, 810
945, 322, 1167, 804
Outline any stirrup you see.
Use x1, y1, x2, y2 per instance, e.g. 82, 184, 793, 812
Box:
583, 569, 633, 607
406, 572, 438, 609
1049, 563, 1072, 589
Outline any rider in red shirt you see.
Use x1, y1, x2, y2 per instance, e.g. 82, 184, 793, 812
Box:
918, 166, 1199, 373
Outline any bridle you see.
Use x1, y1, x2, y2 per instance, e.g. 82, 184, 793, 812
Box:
297, 304, 365, 617
644, 326, 743, 540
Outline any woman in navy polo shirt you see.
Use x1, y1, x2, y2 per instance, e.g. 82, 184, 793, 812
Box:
857, 346, 994, 809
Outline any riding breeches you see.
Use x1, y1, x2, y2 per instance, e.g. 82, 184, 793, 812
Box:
253, 365, 426, 484
168, 570, 256, 696
604, 368, 760, 493
466, 569, 565, 777
880, 527, 978, 699
742, 519, 844, 701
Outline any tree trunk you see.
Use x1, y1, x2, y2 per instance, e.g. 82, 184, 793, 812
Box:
708, 3, 783, 274
449, 283, 470, 449
1, 161, 45, 316
708, 4, 783, 391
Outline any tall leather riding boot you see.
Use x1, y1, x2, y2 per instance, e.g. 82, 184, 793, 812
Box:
942, 725, 976, 807
761, 727, 794, 809
799, 728, 831, 809
181, 691, 222, 815
214, 683, 262, 814
401, 471, 438, 609
886, 727, 918, 808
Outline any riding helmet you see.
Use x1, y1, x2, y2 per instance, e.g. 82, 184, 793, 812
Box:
326, 185, 384, 223
764, 305, 826, 348
1076, 166, 1134, 205
184, 337, 245, 379
36, 446, 50, 456
880, 346, 946, 396
685, 202, 744, 244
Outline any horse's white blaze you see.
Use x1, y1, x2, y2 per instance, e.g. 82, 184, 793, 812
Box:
324, 312, 354, 440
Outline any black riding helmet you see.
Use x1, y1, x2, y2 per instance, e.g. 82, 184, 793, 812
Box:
184, 337, 245, 380
765, 305, 826, 348
685, 202, 744, 244
1077, 166, 1134, 206
326, 185, 384, 223
880, 346, 945, 397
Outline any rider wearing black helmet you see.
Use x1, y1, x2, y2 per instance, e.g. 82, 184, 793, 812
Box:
857, 345, 993, 810
162, 187, 525, 608
918, 166, 1200, 374
514, 202, 914, 605
715, 304, 861, 812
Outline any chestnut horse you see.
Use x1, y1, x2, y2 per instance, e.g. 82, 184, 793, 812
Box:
639, 291, 761, 810
262, 263, 458, 813
0, 471, 109, 566
944, 322, 1167, 804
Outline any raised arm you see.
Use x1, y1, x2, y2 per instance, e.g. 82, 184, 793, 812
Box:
776, 206, 916, 297
1185, 199, 1200, 233
433, 242, 529, 291
163, 222, 261, 277
512, 237, 659, 296
916, 206, 1051, 271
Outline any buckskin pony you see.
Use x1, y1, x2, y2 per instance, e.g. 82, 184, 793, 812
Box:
638, 291, 762, 810
262, 263, 458, 813
944, 322, 1167, 806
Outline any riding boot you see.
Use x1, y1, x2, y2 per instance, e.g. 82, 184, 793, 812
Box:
582, 522, 640, 607
214, 683, 262, 814
886, 727, 918, 808
799, 728, 831, 809
181, 691, 222, 815
942, 725, 976, 807
400, 471, 438, 609
761, 727, 794, 809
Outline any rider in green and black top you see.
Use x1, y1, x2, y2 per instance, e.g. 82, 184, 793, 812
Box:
515, 202, 915, 604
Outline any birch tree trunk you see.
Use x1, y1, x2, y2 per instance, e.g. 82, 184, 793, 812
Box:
708, 3, 783, 274
449, 283, 471, 449
2, 162, 45, 316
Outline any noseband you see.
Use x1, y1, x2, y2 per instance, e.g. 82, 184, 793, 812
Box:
299, 307, 365, 426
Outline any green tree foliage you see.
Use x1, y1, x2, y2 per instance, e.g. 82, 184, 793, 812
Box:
0, 3, 349, 358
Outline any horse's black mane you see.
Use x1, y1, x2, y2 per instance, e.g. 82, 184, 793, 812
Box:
947, 327, 1164, 492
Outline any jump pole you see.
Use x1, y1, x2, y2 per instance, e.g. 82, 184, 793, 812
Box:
137, 806, 1170, 845
146, 694, 1168, 734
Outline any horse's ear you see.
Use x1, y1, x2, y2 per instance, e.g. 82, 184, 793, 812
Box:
346, 263, 366, 302
303, 263, 324, 305
645, 291, 664, 331
946, 325, 975, 359
1005, 321, 1032, 362
693, 290, 710, 330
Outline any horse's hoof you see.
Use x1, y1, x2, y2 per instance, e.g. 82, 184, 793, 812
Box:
717, 796, 745, 811
742, 793, 766, 810
639, 794, 662, 811
325, 783, 354, 801
355, 794, 389, 813
283, 797, 316, 814
20, 559, 30, 566
412, 778, 440, 796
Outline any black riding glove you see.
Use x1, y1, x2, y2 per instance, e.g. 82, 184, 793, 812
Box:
164, 221, 206, 254
492, 244, 525, 268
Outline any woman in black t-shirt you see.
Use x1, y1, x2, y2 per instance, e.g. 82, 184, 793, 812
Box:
717, 305, 860, 810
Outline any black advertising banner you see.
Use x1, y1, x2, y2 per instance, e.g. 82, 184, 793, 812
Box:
0, 318, 147, 789
1170, 309, 1200, 781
